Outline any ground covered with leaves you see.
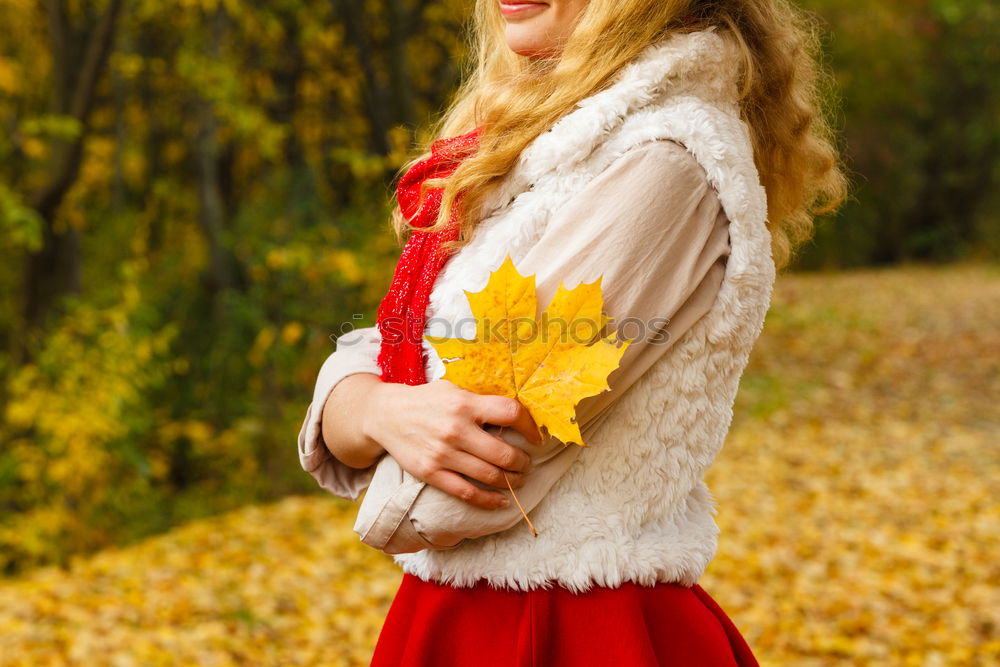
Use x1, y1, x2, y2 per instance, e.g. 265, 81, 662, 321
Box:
1, 262, 997, 666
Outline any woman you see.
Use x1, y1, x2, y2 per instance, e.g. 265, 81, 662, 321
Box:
298, 0, 846, 664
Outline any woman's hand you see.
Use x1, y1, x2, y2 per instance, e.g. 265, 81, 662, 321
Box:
362, 379, 543, 510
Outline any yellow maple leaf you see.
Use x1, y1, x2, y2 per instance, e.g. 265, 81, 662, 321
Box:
424, 253, 631, 447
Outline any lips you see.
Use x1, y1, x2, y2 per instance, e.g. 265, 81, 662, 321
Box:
499, 1, 548, 17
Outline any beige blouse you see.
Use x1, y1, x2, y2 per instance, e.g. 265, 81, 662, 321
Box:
298, 139, 732, 552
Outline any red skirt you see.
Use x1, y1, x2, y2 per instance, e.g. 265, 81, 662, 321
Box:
371, 573, 760, 666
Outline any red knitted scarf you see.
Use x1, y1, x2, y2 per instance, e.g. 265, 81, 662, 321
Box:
375, 126, 484, 385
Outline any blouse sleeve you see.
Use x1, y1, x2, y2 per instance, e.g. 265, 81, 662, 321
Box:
296, 325, 386, 501
353, 138, 733, 553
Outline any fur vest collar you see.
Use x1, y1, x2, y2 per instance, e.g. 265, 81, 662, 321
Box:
396, 27, 775, 592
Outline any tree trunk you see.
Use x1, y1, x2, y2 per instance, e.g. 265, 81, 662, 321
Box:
22, 0, 124, 333
194, 7, 239, 298
336, 0, 391, 156
386, 0, 415, 129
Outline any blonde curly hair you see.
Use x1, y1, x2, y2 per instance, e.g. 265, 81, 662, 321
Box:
391, 0, 848, 272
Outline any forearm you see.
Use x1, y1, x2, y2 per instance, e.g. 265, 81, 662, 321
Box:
321, 372, 389, 469
355, 423, 580, 553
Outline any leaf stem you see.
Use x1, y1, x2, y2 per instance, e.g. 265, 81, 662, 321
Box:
498, 426, 538, 538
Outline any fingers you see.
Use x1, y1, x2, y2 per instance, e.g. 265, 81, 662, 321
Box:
458, 422, 533, 473
446, 450, 527, 491
425, 469, 511, 510
472, 394, 543, 445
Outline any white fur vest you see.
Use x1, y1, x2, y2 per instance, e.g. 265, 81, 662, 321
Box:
394, 27, 775, 592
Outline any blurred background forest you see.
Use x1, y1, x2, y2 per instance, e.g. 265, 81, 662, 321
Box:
1, 0, 998, 663
0, 0, 997, 586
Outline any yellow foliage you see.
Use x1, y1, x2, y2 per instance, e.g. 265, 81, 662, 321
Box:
249, 326, 276, 367
0, 497, 402, 667
20, 137, 45, 159
425, 254, 630, 447
0, 56, 19, 94
328, 249, 364, 285
0, 257, 180, 572
281, 321, 305, 345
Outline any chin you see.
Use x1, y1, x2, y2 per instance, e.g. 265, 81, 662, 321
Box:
504, 30, 557, 59
504, 25, 554, 58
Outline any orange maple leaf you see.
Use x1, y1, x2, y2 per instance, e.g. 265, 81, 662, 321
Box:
424, 253, 631, 448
